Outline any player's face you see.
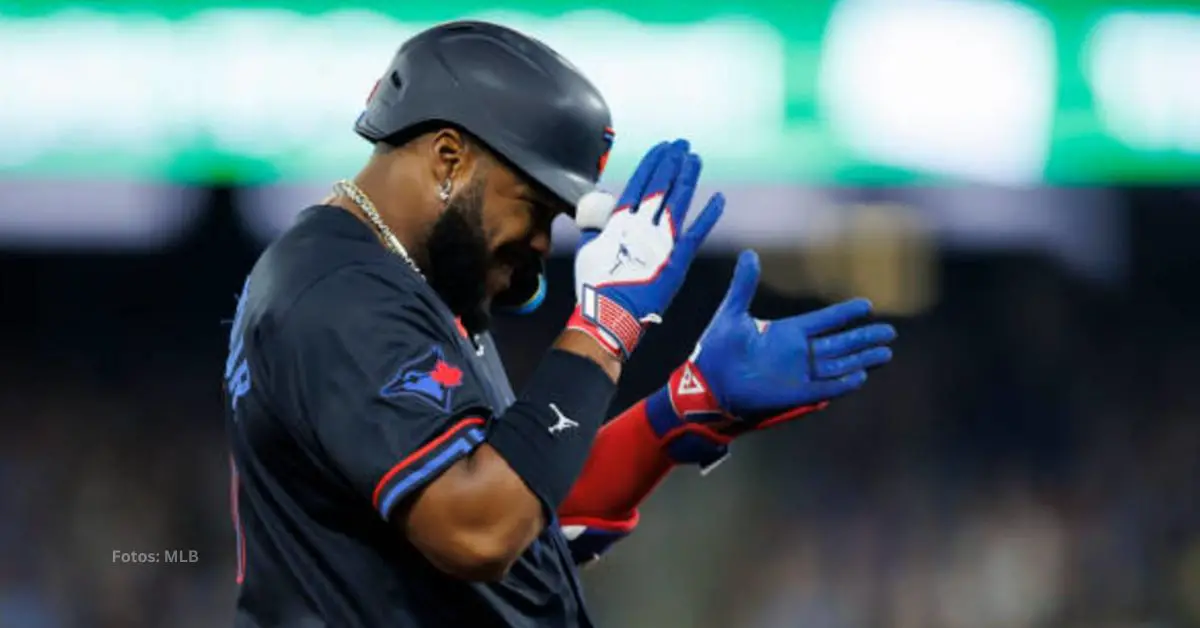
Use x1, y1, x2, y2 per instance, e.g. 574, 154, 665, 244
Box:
476, 163, 564, 297
419, 135, 567, 334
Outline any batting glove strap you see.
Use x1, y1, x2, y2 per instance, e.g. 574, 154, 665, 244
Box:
645, 364, 732, 470
646, 363, 831, 471
566, 288, 646, 359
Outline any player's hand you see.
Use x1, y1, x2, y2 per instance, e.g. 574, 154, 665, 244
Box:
645, 250, 897, 468
567, 139, 725, 359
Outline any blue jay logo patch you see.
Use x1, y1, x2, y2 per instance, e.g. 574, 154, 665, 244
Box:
380, 345, 464, 412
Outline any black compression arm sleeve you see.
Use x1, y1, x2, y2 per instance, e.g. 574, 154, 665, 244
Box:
486, 349, 616, 511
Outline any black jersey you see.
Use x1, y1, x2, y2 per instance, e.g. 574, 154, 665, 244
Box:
224, 206, 592, 627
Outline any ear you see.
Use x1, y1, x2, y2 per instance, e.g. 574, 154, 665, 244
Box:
428, 127, 472, 184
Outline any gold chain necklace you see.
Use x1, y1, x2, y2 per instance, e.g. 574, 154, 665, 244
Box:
333, 179, 424, 280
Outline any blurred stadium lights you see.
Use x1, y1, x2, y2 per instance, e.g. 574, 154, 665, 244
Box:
0, 8, 781, 183
0, 0, 1174, 266
1085, 11, 1200, 153
817, 0, 1057, 185
1, 1, 1198, 185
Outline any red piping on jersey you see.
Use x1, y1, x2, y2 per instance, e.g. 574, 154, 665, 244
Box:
371, 416, 487, 510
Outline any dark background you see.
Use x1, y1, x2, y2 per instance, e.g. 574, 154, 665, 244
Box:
1, 187, 1199, 627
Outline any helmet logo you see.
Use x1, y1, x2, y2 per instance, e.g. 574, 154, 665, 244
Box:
598, 127, 615, 178
366, 79, 381, 105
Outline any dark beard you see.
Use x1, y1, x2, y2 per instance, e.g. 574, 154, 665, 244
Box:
424, 179, 492, 335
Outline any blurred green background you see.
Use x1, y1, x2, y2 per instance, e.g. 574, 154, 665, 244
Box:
3, 0, 1199, 185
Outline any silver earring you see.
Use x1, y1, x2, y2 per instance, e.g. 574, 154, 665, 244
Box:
438, 179, 452, 203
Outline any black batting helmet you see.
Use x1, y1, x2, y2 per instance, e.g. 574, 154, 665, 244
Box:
355, 20, 615, 210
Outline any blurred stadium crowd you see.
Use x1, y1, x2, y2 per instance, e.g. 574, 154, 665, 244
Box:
1, 208, 1197, 627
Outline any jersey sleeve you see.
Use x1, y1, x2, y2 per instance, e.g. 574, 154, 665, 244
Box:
273, 265, 492, 520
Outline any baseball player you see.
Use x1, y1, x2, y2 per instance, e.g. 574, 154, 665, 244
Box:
223, 20, 896, 627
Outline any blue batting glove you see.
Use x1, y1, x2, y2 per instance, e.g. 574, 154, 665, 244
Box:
645, 250, 897, 469
568, 139, 725, 358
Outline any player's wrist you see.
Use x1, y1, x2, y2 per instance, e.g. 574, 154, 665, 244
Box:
554, 327, 623, 382
566, 288, 647, 359
644, 364, 732, 469
564, 307, 623, 358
